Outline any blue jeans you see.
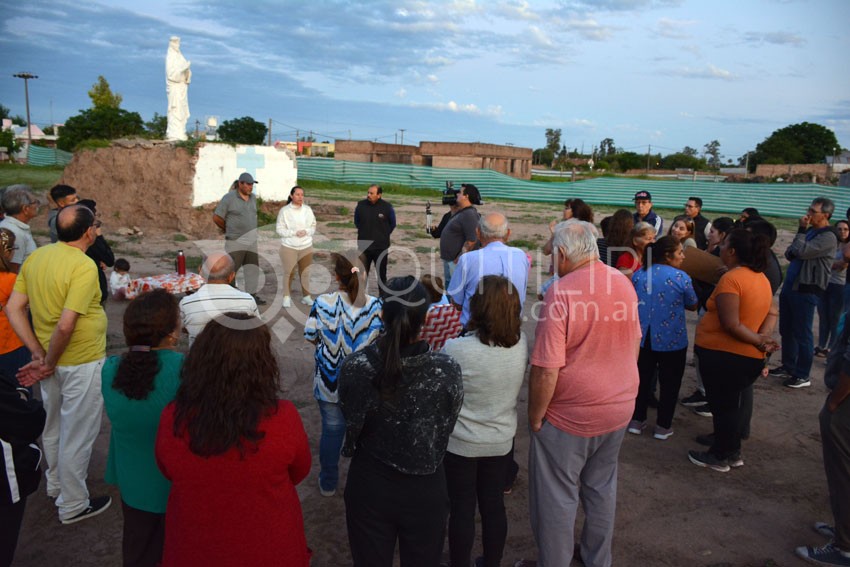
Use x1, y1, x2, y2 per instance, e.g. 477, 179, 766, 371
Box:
818, 282, 846, 350
443, 260, 457, 292
779, 288, 819, 379
318, 400, 346, 492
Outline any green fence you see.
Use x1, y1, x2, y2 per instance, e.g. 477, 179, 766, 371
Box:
26, 145, 73, 166
297, 158, 848, 219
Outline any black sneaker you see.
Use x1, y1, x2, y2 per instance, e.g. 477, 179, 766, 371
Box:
688, 450, 730, 472
693, 403, 713, 417
681, 390, 707, 407
784, 376, 811, 389
768, 366, 792, 379
60, 495, 112, 525
728, 452, 744, 468
794, 543, 850, 566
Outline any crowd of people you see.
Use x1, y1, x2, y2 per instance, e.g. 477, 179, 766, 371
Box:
0, 177, 848, 567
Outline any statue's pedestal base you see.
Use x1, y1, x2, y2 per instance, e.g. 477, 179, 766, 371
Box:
58, 141, 298, 237
192, 143, 297, 206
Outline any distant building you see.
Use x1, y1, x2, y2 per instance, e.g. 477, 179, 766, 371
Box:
275, 140, 335, 156
827, 151, 850, 174
334, 140, 533, 179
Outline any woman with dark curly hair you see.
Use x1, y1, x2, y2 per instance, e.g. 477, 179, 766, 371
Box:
101, 289, 182, 567
339, 276, 463, 567
155, 314, 311, 567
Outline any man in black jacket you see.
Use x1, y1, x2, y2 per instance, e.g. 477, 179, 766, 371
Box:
684, 196, 712, 250
354, 184, 396, 290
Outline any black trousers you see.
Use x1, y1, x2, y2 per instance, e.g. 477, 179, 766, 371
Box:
360, 248, 389, 291
0, 497, 26, 567
633, 342, 687, 429
344, 450, 448, 567
696, 346, 763, 459
121, 500, 165, 567
444, 451, 509, 567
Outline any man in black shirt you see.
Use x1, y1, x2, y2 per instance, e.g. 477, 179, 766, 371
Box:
354, 184, 396, 290
684, 196, 712, 250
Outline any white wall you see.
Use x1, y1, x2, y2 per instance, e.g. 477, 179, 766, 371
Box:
191, 144, 297, 206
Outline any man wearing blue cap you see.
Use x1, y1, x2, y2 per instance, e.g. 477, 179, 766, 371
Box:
213, 173, 266, 305
633, 190, 663, 234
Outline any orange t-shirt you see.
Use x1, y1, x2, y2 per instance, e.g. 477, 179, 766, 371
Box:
0, 272, 24, 355
695, 266, 771, 359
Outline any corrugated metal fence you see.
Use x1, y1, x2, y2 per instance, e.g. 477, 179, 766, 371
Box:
297, 158, 848, 219
26, 145, 73, 166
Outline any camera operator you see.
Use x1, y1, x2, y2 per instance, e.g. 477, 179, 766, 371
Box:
427, 203, 459, 239
439, 184, 482, 288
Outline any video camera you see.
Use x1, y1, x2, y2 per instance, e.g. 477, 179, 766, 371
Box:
441, 181, 482, 206
442, 181, 461, 206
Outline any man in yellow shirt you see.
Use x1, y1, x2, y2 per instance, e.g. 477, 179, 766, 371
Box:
6, 205, 111, 525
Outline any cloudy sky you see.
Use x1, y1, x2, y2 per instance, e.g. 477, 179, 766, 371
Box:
2, 0, 848, 161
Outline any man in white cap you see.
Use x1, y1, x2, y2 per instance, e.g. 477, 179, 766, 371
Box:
213, 173, 265, 304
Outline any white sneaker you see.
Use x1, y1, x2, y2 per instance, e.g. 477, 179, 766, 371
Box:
282, 296, 292, 308
301, 295, 314, 306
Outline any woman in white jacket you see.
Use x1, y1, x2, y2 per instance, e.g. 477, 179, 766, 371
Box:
276, 186, 316, 307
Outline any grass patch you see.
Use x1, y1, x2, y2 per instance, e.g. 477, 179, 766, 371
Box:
397, 223, 418, 230
173, 234, 188, 242
327, 221, 355, 228
509, 239, 540, 250
337, 205, 350, 216
415, 246, 436, 254
0, 164, 64, 193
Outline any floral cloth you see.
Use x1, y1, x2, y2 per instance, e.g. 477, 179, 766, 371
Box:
632, 264, 698, 351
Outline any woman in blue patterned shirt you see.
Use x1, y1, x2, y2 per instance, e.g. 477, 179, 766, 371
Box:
627, 236, 699, 440
304, 252, 383, 497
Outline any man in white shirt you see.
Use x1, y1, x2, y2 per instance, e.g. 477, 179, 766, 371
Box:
179, 252, 259, 345
0, 185, 41, 272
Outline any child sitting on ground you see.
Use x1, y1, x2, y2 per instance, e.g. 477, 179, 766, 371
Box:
109, 258, 131, 300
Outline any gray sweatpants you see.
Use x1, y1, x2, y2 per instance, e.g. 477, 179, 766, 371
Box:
528, 421, 625, 567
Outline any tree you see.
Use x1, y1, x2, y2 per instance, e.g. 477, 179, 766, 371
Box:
0, 129, 19, 154
88, 76, 122, 109
703, 140, 722, 168
218, 116, 268, 145
145, 113, 167, 139
682, 146, 698, 157
599, 138, 615, 157
545, 128, 561, 153
532, 148, 554, 166
751, 122, 839, 171
612, 151, 644, 172
660, 152, 706, 170
57, 106, 144, 151
0, 104, 9, 121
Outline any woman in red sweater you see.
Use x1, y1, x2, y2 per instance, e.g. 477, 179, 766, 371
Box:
155, 313, 311, 566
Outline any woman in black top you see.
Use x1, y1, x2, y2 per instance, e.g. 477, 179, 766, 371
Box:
339, 276, 463, 567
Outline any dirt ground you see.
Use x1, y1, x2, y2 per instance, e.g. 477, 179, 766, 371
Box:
13, 191, 833, 567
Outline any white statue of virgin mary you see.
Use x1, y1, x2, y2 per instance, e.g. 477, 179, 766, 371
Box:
165, 36, 191, 141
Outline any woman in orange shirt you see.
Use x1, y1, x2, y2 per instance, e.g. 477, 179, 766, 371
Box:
0, 229, 29, 387
688, 229, 779, 472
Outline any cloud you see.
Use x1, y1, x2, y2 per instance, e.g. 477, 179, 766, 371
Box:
655, 17, 696, 40
561, 0, 683, 12
744, 30, 806, 47
557, 16, 615, 41
495, 1, 541, 21
410, 100, 503, 117
668, 64, 736, 81
396, 88, 407, 98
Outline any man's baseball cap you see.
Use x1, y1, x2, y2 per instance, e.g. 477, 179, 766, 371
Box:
238, 173, 258, 184
634, 190, 652, 201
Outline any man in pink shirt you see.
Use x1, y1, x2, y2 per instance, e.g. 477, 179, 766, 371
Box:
527, 219, 641, 567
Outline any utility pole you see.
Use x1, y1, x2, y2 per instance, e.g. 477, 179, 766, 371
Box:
13, 72, 38, 150
646, 144, 651, 174
744, 151, 750, 178
268, 118, 272, 146
194, 119, 200, 138
400, 129, 406, 146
